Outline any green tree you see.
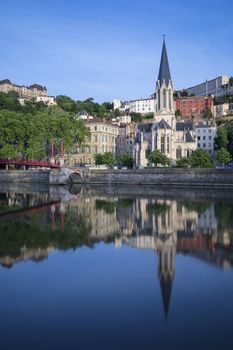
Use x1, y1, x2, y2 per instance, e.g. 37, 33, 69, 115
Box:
175, 109, 182, 117
114, 108, 121, 117
130, 112, 142, 123
119, 154, 134, 168
190, 149, 213, 168
203, 107, 213, 120
102, 152, 115, 166
56, 95, 77, 113
149, 150, 170, 166
214, 127, 228, 149
94, 153, 103, 165
176, 157, 191, 167
226, 122, 233, 156
144, 113, 154, 119
216, 147, 231, 165
0, 107, 90, 160
0, 144, 18, 158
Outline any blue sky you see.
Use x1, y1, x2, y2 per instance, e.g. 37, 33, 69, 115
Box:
0, 0, 232, 102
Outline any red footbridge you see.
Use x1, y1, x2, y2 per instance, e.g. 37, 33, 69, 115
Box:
0, 158, 61, 169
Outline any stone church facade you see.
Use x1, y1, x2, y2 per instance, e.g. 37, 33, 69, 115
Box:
135, 39, 197, 167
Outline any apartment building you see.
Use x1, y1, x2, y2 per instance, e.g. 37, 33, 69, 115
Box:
116, 123, 136, 157
186, 76, 229, 97
195, 123, 216, 156
175, 96, 213, 118
113, 97, 156, 115
70, 118, 119, 166
128, 98, 156, 114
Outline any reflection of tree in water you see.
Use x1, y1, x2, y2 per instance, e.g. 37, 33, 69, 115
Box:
215, 203, 233, 231
117, 198, 135, 208
182, 201, 211, 214
0, 210, 92, 259
147, 202, 169, 216
95, 199, 115, 214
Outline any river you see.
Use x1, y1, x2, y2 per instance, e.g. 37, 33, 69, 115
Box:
0, 184, 233, 350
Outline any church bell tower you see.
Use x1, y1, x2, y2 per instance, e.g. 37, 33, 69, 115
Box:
154, 37, 175, 127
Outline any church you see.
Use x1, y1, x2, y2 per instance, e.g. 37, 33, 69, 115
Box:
135, 38, 197, 167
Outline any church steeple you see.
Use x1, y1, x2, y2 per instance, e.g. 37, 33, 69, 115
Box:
158, 36, 171, 85
155, 36, 174, 118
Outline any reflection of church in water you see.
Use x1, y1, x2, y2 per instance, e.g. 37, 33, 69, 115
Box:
1, 188, 233, 317
67, 193, 225, 317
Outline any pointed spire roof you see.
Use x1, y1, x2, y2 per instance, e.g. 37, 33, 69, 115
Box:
157, 36, 171, 85
160, 275, 173, 319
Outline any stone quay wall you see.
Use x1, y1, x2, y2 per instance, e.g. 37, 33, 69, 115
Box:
0, 170, 50, 183
71, 168, 233, 188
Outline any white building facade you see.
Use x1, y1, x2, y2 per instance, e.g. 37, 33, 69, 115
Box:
186, 76, 229, 97
128, 98, 156, 114
195, 124, 216, 156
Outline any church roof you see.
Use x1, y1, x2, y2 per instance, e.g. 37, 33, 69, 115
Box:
154, 119, 172, 130
137, 123, 153, 133
158, 38, 171, 85
176, 121, 194, 131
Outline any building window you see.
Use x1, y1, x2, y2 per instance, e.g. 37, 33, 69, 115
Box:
161, 135, 165, 153
176, 146, 182, 159
167, 136, 170, 153
163, 90, 166, 109
203, 136, 206, 140
209, 136, 212, 140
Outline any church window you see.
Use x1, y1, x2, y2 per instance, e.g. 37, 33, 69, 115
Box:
163, 90, 166, 109
168, 89, 172, 109
155, 134, 158, 149
176, 146, 182, 159
167, 136, 170, 153
161, 135, 165, 153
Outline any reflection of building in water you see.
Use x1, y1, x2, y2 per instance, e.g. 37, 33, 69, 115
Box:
1, 192, 233, 314
0, 247, 54, 268
64, 196, 121, 240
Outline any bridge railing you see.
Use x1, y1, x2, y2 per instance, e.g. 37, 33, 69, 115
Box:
0, 158, 61, 169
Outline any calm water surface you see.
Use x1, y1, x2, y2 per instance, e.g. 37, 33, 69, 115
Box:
0, 185, 233, 350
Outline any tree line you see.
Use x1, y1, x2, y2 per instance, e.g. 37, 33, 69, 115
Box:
0, 91, 90, 160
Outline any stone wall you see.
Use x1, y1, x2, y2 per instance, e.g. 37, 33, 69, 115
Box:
0, 170, 49, 183
71, 168, 233, 187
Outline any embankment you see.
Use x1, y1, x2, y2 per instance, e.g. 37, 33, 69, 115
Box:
71, 168, 233, 188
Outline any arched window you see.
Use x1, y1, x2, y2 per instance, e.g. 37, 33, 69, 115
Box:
168, 89, 172, 110
176, 146, 182, 159
161, 135, 165, 154
167, 136, 170, 153
163, 89, 166, 109
155, 133, 158, 149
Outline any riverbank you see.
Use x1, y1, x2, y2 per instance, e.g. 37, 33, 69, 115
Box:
70, 168, 233, 188
1, 168, 233, 188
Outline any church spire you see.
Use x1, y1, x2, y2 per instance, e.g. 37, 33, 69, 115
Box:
157, 36, 171, 85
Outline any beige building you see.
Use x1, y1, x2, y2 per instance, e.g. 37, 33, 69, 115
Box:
116, 123, 136, 157
0, 79, 47, 100
35, 96, 56, 105
69, 118, 119, 166
213, 103, 229, 118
